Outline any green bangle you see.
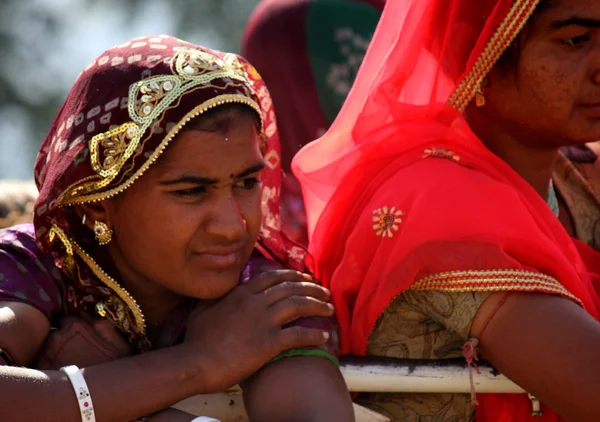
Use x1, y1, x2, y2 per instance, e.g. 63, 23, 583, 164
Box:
270, 349, 339, 367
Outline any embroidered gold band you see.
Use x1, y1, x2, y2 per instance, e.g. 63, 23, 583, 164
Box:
411, 269, 583, 307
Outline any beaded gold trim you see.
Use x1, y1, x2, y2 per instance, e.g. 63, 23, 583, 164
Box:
49, 224, 146, 337
448, 0, 541, 112
411, 269, 584, 307
58, 48, 262, 206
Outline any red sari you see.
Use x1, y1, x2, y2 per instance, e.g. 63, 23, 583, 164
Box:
293, 0, 600, 420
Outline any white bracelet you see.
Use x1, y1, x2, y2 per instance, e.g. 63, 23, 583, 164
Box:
60, 365, 96, 422
190, 418, 221, 422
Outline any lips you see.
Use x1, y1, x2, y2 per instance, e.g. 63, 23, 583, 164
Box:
193, 246, 245, 269
581, 102, 600, 117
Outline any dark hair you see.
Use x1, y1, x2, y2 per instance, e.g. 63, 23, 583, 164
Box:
183, 103, 261, 134
495, 0, 554, 72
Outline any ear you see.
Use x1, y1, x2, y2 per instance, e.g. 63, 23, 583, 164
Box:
73, 200, 113, 232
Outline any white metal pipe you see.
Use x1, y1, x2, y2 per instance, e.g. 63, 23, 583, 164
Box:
340, 358, 524, 394
173, 359, 524, 422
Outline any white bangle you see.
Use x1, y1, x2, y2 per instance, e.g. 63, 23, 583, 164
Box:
60, 365, 96, 422
190, 418, 221, 422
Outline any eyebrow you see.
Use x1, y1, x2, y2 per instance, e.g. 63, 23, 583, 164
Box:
550, 17, 600, 30
160, 162, 266, 186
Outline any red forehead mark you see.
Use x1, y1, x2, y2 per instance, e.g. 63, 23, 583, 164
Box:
229, 173, 235, 179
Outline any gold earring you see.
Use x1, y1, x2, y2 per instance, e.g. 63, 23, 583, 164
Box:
475, 85, 485, 107
94, 221, 113, 245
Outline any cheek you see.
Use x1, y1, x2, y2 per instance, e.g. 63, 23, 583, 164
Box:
112, 192, 198, 261
518, 57, 580, 117
239, 190, 263, 236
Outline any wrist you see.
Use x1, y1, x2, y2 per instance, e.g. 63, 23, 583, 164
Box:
172, 343, 215, 395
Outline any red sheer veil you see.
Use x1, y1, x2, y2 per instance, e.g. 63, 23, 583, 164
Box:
293, 0, 538, 236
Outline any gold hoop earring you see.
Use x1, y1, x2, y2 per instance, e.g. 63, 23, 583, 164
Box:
94, 221, 113, 245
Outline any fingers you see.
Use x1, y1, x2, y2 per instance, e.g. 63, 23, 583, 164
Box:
246, 270, 313, 294
270, 295, 334, 326
274, 326, 330, 351
263, 281, 331, 306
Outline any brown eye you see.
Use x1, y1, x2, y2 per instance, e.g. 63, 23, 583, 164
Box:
174, 186, 207, 197
234, 178, 261, 191
561, 34, 591, 47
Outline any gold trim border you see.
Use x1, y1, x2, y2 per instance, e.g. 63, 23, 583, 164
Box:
411, 269, 584, 307
448, 0, 542, 112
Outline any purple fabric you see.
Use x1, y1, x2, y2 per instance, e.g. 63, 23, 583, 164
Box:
0, 224, 67, 324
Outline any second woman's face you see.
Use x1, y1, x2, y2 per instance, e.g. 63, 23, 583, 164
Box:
103, 111, 265, 300
484, 0, 600, 147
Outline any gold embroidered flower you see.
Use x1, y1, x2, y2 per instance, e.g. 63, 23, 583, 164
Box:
372, 206, 403, 238
423, 148, 460, 162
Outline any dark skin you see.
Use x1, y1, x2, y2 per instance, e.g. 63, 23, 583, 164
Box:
465, 0, 600, 420
0, 109, 353, 421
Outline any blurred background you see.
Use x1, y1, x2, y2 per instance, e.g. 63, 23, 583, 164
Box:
0, 0, 260, 180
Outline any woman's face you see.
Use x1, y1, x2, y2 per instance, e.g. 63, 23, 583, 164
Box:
100, 110, 265, 300
482, 0, 600, 147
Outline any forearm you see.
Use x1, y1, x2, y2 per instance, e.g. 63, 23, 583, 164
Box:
0, 344, 206, 422
244, 356, 354, 422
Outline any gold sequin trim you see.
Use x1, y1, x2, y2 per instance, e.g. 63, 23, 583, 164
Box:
448, 0, 541, 112
59, 94, 261, 206
411, 269, 583, 307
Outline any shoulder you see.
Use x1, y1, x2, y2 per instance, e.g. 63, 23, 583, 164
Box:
370, 158, 537, 236
379, 158, 523, 207
0, 224, 57, 272
0, 224, 65, 319
239, 249, 286, 284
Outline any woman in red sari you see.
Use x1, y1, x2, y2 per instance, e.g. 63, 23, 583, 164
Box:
294, 0, 600, 420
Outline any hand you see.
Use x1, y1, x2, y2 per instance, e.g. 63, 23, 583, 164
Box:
35, 316, 131, 370
183, 270, 334, 393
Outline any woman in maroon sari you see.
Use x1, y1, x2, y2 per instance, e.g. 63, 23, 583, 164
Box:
0, 36, 352, 421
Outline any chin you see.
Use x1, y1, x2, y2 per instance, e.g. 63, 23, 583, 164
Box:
187, 270, 241, 300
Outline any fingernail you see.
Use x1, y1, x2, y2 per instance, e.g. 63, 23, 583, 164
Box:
324, 288, 331, 296
322, 331, 330, 340
327, 303, 335, 311
302, 273, 313, 281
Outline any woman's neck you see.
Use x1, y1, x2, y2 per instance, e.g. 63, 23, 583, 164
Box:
123, 281, 185, 329
466, 109, 559, 198
104, 252, 186, 329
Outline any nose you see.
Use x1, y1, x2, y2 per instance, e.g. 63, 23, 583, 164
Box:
594, 69, 600, 85
204, 192, 246, 241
